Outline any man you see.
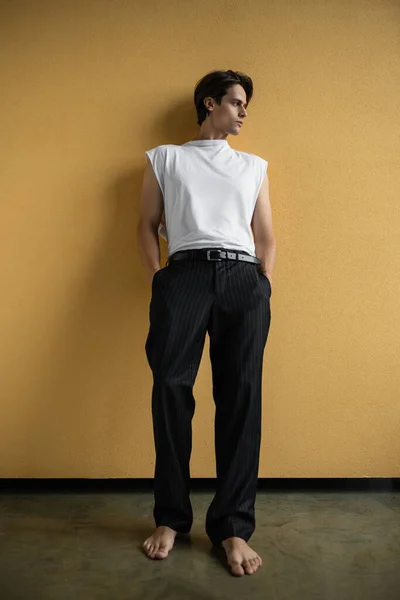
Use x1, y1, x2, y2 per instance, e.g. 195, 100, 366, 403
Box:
137, 69, 276, 577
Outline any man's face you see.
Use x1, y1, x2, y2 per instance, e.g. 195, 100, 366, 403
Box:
205, 84, 248, 135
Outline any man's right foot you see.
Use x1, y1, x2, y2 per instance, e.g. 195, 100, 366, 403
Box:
143, 526, 178, 559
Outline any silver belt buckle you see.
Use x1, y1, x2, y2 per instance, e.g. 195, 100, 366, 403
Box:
206, 250, 223, 261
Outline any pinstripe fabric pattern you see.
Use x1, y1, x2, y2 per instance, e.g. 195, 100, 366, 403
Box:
145, 248, 271, 546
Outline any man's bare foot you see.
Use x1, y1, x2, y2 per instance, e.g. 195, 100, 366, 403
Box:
143, 526, 177, 559
221, 537, 262, 576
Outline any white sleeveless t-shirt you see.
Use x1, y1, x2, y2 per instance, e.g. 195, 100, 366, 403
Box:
144, 139, 268, 258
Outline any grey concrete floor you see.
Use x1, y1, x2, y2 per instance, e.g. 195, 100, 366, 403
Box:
0, 490, 399, 600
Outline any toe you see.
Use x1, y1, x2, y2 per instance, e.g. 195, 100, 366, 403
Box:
230, 561, 245, 576
143, 542, 151, 554
243, 560, 254, 575
251, 559, 259, 572
155, 545, 169, 558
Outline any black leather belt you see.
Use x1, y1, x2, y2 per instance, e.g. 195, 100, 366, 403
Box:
167, 248, 261, 265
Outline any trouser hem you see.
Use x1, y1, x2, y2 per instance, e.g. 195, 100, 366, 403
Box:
155, 522, 192, 535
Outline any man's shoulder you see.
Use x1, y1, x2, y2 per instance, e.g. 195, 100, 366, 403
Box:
232, 149, 266, 166
152, 143, 180, 150
236, 149, 264, 160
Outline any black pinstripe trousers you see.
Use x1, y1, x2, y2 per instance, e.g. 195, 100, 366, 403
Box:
145, 248, 272, 547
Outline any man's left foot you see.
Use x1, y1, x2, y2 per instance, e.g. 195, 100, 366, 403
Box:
221, 537, 262, 576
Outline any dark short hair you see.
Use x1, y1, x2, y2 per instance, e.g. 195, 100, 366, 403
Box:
193, 69, 254, 126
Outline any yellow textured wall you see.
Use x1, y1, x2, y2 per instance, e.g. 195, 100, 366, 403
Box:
1, 0, 399, 478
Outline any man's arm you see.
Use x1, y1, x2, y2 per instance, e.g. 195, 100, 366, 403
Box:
137, 161, 165, 284
251, 171, 276, 285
